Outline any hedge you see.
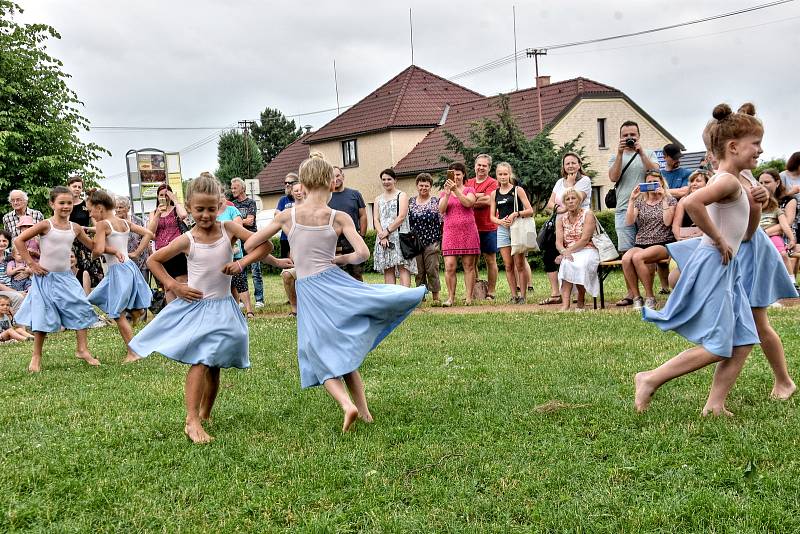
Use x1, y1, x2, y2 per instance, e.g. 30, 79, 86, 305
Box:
260, 210, 619, 274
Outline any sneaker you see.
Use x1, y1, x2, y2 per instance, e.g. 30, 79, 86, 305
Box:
632, 297, 644, 310
644, 297, 658, 309
89, 319, 107, 329
770, 301, 784, 308
255, 301, 265, 309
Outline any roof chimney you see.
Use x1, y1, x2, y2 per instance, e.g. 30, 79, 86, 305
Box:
302, 125, 313, 134
536, 76, 551, 88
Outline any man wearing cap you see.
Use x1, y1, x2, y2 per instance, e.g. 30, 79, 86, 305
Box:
661, 143, 693, 199
3, 190, 44, 239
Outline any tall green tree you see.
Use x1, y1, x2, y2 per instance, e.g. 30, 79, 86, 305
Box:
215, 130, 264, 186
441, 95, 590, 211
754, 157, 786, 177
0, 1, 108, 214
249, 107, 303, 164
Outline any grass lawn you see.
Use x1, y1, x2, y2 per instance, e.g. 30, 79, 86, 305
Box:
2, 270, 800, 532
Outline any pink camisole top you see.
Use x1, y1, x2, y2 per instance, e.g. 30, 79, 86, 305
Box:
287, 207, 338, 279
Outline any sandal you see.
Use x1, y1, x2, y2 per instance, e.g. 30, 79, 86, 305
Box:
659, 288, 671, 295
615, 297, 634, 307
539, 295, 562, 305
246, 312, 255, 319
486, 294, 495, 301
288, 311, 297, 317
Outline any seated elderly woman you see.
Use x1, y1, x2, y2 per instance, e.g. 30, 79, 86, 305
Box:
555, 187, 599, 311
618, 170, 677, 310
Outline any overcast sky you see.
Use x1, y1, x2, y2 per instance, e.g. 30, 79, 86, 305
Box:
17, 0, 800, 195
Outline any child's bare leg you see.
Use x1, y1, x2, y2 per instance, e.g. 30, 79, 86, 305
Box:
343, 371, 372, 423
75, 329, 100, 366
17, 327, 34, 339
560, 281, 572, 311
199, 367, 220, 421
752, 308, 796, 399
281, 271, 297, 313
115, 315, 134, 346
9, 329, 28, 341
29, 332, 46, 372
184, 364, 213, 443
635, 346, 722, 412
702, 344, 753, 416
323, 377, 359, 432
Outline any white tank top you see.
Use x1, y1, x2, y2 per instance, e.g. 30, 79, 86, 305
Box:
287, 207, 338, 279
103, 219, 130, 266
39, 220, 76, 272
185, 223, 233, 300
700, 172, 750, 255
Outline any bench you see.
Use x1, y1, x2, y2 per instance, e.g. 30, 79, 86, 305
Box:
594, 258, 671, 309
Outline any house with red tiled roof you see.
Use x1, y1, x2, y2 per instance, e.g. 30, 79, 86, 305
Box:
258, 65, 482, 210
259, 66, 682, 213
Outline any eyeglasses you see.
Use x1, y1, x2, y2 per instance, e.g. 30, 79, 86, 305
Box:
284, 181, 296, 185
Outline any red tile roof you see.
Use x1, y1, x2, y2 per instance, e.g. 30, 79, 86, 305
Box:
304, 65, 483, 143
393, 78, 619, 175
255, 132, 312, 194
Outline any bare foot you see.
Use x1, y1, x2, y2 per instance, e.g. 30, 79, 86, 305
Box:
634, 372, 656, 413
771, 381, 797, 401
28, 356, 41, 373
701, 404, 734, 417
359, 410, 374, 424
184, 422, 214, 444
76, 351, 100, 366
342, 405, 359, 433
122, 352, 142, 364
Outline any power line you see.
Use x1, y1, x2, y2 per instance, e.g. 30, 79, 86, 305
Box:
447, 0, 796, 80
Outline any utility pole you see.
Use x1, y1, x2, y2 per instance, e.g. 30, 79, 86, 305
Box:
238, 119, 255, 180
526, 48, 547, 130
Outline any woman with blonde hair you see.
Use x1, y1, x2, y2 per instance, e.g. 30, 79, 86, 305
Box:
555, 187, 599, 311
618, 170, 677, 310
489, 162, 534, 303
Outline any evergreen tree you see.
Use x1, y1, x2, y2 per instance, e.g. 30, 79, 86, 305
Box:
215, 130, 264, 186
250, 107, 303, 164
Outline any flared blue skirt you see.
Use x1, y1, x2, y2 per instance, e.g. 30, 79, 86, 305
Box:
295, 267, 426, 388
88, 261, 152, 318
643, 244, 759, 357
667, 230, 797, 307
15, 271, 98, 332
128, 295, 249, 369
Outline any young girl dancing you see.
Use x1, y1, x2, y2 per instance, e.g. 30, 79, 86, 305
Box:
126, 174, 271, 444
86, 189, 154, 357
14, 186, 124, 372
246, 153, 426, 432
635, 103, 764, 415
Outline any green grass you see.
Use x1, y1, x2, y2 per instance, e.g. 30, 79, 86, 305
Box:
2, 272, 799, 532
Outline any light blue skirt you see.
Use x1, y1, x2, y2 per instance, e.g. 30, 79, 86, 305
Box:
668, 230, 798, 307
295, 267, 426, 388
15, 271, 98, 333
88, 261, 152, 318
128, 295, 249, 369
643, 244, 759, 358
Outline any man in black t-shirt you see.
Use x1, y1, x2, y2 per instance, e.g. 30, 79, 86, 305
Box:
328, 166, 367, 281
231, 178, 264, 307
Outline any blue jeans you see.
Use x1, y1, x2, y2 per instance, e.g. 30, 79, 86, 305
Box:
248, 260, 264, 303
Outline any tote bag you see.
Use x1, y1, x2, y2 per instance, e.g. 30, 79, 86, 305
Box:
510, 188, 538, 255
592, 218, 619, 262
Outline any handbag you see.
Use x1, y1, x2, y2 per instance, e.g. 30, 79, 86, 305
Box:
604, 152, 639, 209
395, 193, 423, 260
537, 211, 558, 250
510, 187, 538, 255
592, 218, 619, 262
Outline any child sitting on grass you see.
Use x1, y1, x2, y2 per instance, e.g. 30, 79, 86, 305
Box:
0, 294, 34, 342
6, 249, 32, 292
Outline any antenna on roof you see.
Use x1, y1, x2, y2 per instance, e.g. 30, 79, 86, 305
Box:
333, 59, 341, 116
513, 6, 519, 91
409, 8, 414, 65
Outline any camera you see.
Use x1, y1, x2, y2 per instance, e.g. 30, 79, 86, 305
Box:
625, 138, 636, 148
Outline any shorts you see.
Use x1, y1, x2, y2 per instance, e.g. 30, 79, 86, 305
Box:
478, 231, 498, 254
633, 241, 674, 250
162, 253, 188, 279
231, 271, 249, 293
614, 210, 637, 253
770, 235, 787, 254
496, 225, 511, 248
282, 267, 297, 280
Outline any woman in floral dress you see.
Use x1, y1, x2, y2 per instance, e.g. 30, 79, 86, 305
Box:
373, 168, 417, 286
